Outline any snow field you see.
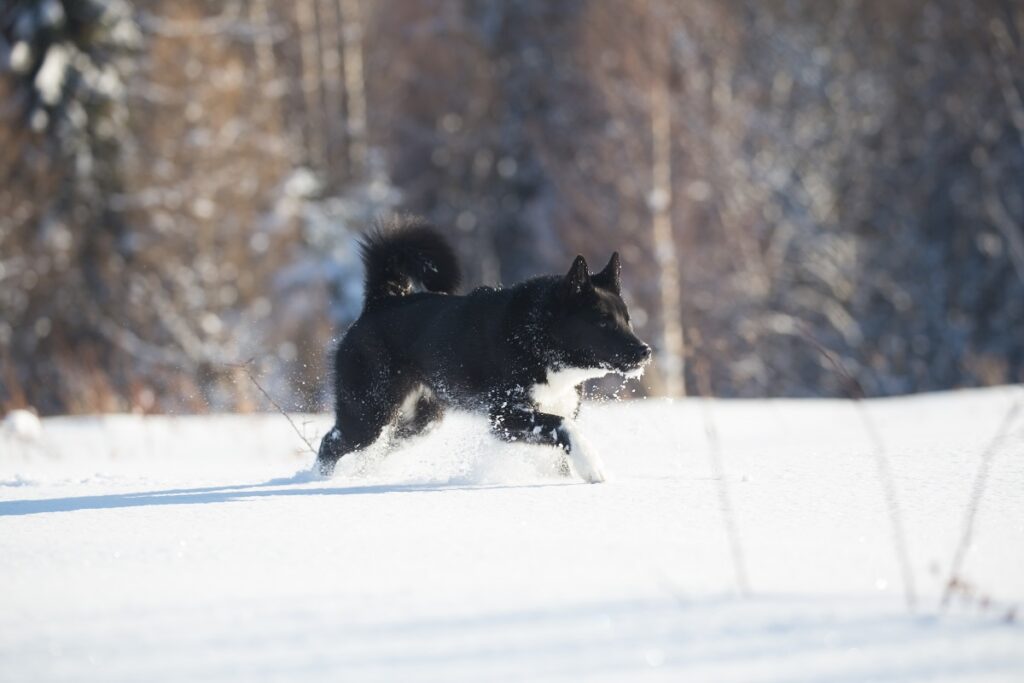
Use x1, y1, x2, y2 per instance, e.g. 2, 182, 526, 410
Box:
1, 386, 1023, 681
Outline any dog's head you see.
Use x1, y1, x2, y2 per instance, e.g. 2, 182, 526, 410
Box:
546, 253, 652, 374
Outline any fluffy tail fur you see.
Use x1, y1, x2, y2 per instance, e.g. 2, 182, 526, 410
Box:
359, 216, 461, 305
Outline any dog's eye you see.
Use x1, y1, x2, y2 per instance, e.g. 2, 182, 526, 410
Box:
598, 320, 610, 329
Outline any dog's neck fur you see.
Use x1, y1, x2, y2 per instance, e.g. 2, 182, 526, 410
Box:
507, 279, 558, 360
530, 365, 614, 418
507, 279, 615, 417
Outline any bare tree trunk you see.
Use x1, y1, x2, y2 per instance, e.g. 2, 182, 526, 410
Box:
247, 0, 289, 158
987, 16, 1024, 283
316, 0, 344, 185
249, 0, 278, 83
295, 0, 325, 170
338, 0, 367, 177
648, 0, 686, 397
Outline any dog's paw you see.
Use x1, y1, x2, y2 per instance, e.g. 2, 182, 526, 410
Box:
575, 451, 606, 484
560, 421, 608, 484
313, 458, 335, 478
577, 460, 606, 484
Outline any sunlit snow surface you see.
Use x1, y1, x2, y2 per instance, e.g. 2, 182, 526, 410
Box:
2, 387, 1023, 682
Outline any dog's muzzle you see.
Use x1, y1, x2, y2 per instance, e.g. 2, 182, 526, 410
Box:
616, 343, 652, 371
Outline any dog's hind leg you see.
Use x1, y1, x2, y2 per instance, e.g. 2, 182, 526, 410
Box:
393, 386, 445, 441
316, 426, 355, 476
317, 389, 405, 476
316, 352, 409, 476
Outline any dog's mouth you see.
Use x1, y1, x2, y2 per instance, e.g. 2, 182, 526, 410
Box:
566, 344, 652, 379
611, 359, 648, 379
604, 344, 653, 377
617, 361, 648, 379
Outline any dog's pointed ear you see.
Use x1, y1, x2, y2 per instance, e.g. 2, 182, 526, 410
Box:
563, 255, 592, 296
592, 252, 621, 294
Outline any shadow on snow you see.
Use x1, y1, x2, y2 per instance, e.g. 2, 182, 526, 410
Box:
0, 477, 577, 517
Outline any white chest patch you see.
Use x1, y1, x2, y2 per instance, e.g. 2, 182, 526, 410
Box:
530, 366, 614, 418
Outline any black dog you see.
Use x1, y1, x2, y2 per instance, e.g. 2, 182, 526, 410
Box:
316, 217, 651, 482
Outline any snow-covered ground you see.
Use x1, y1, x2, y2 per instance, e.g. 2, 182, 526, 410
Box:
2, 387, 1023, 682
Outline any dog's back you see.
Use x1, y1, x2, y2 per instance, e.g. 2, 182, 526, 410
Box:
346, 216, 511, 392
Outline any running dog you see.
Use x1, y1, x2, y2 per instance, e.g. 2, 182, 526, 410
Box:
317, 217, 651, 482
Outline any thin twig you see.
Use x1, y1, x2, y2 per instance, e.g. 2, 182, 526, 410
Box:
940, 390, 1023, 610
226, 359, 319, 455
796, 323, 916, 611
701, 397, 752, 597
855, 400, 917, 610
695, 358, 751, 597
796, 325, 865, 399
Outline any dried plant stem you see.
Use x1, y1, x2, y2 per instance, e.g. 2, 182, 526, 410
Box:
797, 324, 916, 611
701, 397, 751, 597
940, 391, 1023, 610
855, 401, 917, 610
227, 360, 319, 455
695, 359, 750, 597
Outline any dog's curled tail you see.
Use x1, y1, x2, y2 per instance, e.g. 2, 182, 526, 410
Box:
359, 216, 461, 304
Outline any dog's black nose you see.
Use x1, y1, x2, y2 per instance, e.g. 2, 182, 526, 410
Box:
626, 343, 651, 364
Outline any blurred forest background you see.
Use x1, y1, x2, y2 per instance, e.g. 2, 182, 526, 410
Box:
2, 0, 1023, 415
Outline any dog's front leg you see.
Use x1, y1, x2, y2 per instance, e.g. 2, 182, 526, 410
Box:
489, 402, 568, 448
488, 403, 606, 483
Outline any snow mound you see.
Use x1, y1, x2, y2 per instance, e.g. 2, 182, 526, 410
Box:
1, 409, 42, 443
331, 412, 575, 486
